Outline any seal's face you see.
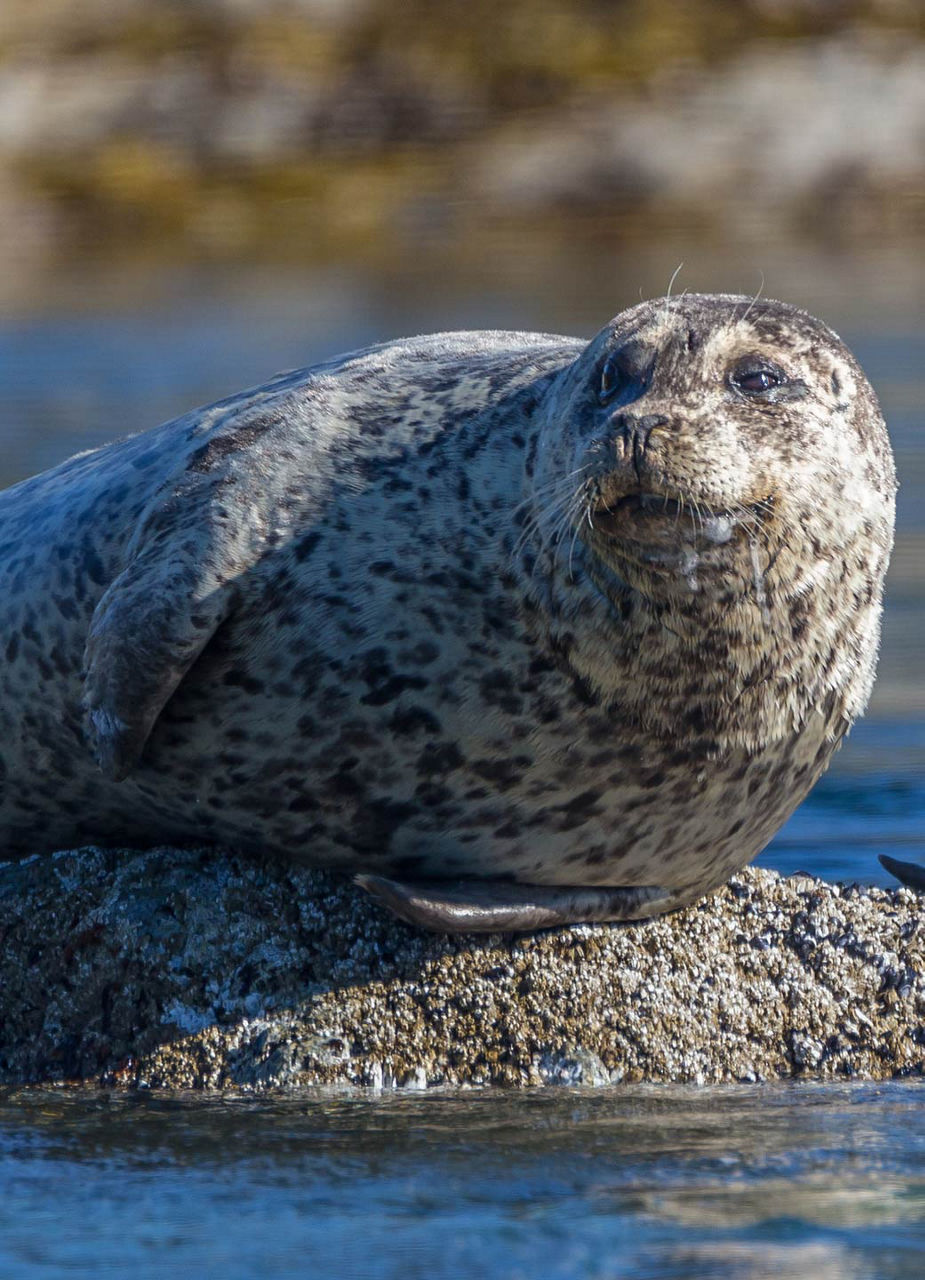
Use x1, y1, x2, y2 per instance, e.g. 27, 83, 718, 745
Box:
533, 292, 895, 608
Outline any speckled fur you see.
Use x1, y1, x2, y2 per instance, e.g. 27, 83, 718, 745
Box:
0, 295, 895, 913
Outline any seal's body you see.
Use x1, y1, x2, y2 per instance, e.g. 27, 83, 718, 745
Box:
0, 295, 895, 930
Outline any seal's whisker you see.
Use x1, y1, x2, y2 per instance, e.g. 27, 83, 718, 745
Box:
750, 498, 776, 523
546, 483, 594, 580
547, 491, 582, 553
690, 497, 706, 535
511, 509, 559, 566
743, 508, 768, 534
509, 519, 541, 564
524, 464, 593, 501
548, 508, 575, 575
662, 263, 684, 327
509, 469, 595, 566
511, 468, 593, 525
510, 479, 578, 527
512, 465, 588, 501
730, 500, 771, 536
516, 478, 583, 532
738, 273, 766, 325
567, 515, 585, 580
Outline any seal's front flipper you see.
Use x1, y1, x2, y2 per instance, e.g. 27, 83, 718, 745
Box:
879, 854, 925, 892
355, 874, 674, 933
82, 543, 236, 781
82, 471, 266, 781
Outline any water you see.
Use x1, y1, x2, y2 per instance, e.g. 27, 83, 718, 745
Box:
1, 250, 923, 1273
1, 1084, 923, 1278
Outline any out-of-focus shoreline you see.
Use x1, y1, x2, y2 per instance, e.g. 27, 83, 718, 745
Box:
1, 3, 924, 308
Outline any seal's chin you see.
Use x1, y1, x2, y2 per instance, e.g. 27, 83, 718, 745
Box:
582, 488, 754, 592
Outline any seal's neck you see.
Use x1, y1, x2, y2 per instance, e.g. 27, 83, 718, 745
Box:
518, 536, 878, 756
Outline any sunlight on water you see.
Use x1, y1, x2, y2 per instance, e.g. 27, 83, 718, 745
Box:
1, 1085, 923, 1279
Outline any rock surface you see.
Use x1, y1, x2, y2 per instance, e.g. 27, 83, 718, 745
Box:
2, 846, 923, 1089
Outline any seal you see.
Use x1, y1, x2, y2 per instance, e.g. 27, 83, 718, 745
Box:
0, 294, 895, 932
880, 854, 925, 892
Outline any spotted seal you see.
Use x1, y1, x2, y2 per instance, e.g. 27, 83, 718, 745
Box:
0, 294, 895, 931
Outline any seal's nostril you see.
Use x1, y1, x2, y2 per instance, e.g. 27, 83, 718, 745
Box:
635, 413, 669, 440
613, 413, 668, 465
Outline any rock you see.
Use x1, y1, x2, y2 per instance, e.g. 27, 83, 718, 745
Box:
473, 32, 925, 236
1, 846, 923, 1089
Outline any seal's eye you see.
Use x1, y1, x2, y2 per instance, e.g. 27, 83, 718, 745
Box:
738, 369, 780, 393
599, 354, 626, 403
729, 359, 786, 397
599, 341, 653, 405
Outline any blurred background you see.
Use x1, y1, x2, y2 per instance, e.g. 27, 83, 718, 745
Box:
0, 0, 922, 878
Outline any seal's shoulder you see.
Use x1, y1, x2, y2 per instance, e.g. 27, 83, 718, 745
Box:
171, 328, 583, 465
229, 328, 581, 408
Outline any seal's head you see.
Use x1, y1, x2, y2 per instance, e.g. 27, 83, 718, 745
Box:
528, 292, 896, 738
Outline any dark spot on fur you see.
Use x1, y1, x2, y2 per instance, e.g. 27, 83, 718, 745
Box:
478, 669, 522, 714
405, 641, 440, 665
389, 705, 441, 735
471, 756, 531, 790
187, 417, 275, 473
570, 675, 597, 707
222, 669, 265, 695
417, 742, 464, 775
557, 788, 603, 816
494, 821, 522, 839
414, 782, 453, 806
54, 595, 78, 621
390, 855, 428, 877
293, 531, 322, 562
288, 793, 320, 813
327, 768, 364, 798
686, 706, 708, 734
351, 798, 419, 853
81, 541, 106, 586
361, 675, 428, 706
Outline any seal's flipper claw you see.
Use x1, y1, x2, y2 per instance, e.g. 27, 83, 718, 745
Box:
355, 873, 674, 934
879, 854, 925, 892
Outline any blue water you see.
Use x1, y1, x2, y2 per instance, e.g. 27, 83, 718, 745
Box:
760, 720, 925, 886
1, 1085, 923, 1278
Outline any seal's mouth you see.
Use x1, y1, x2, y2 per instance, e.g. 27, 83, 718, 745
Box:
590, 491, 736, 547
605, 493, 685, 519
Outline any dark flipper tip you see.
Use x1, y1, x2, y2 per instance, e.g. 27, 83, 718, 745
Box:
354, 873, 674, 934
879, 854, 925, 892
